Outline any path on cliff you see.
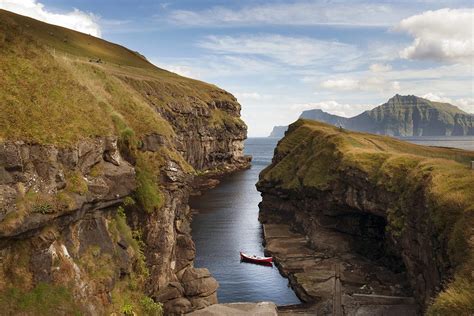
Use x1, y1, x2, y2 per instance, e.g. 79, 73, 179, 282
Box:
189, 138, 301, 305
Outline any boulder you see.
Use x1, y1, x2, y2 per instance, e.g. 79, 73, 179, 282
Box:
164, 297, 192, 315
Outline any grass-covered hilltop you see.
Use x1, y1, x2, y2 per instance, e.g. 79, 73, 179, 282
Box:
0, 9, 245, 146
0, 9, 249, 315
258, 119, 474, 315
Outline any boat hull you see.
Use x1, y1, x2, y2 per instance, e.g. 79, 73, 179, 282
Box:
240, 252, 273, 264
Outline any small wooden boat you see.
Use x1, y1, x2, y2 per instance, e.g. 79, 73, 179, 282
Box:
240, 251, 273, 264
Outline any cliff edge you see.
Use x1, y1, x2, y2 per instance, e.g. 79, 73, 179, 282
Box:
0, 9, 249, 315
257, 119, 474, 315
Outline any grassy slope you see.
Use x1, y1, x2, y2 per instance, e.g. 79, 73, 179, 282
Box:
261, 119, 474, 314
0, 9, 245, 314
0, 9, 241, 145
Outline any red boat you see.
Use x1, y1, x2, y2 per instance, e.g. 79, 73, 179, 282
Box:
240, 251, 273, 264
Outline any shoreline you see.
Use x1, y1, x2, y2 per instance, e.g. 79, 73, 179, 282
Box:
261, 221, 418, 315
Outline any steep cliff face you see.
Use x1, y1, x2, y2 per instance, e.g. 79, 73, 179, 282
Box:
0, 9, 249, 315
300, 109, 349, 127
350, 95, 474, 136
268, 95, 473, 138
269, 126, 289, 138
257, 120, 474, 315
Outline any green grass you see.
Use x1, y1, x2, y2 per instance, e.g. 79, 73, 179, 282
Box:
107, 208, 162, 316
0, 283, 81, 316
65, 171, 88, 195
0, 19, 112, 144
135, 153, 165, 213
109, 279, 163, 316
0, 9, 156, 69
427, 279, 474, 316
262, 119, 474, 313
0, 9, 244, 145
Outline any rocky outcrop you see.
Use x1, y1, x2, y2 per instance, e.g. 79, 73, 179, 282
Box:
0, 138, 135, 237
0, 109, 249, 316
269, 95, 474, 137
258, 120, 474, 315
0, 138, 139, 315
0, 9, 250, 316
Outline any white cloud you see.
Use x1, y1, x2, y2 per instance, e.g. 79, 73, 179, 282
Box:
167, 2, 410, 27
370, 63, 393, 72
234, 92, 273, 101
421, 92, 453, 103
0, 0, 101, 37
397, 8, 474, 63
455, 98, 474, 113
160, 64, 198, 78
321, 79, 359, 91
321, 77, 401, 93
422, 93, 474, 113
291, 100, 371, 117
151, 55, 277, 80
198, 35, 360, 67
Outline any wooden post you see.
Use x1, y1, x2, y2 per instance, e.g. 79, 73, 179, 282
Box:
471, 161, 474, 170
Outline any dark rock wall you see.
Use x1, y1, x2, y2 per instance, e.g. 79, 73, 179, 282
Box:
0, 96, 249, 315
258, 161, 449, 311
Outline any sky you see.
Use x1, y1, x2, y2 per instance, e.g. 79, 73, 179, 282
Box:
1, 1, 473, 136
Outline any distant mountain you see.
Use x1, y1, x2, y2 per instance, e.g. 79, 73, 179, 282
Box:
299, 109, 349, 127
269, 126, 289, 137
269, 95, 474, 137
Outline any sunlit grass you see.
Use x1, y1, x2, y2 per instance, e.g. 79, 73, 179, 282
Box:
261, 119, 474, 313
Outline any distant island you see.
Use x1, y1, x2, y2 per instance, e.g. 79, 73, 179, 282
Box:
269, 95, 474, 137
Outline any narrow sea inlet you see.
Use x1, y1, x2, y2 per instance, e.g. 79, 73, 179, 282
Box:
190, 138, 301, 304
190, 136, 474, 305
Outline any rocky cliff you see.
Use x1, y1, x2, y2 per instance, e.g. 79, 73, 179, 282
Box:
300, 109, 349, 128
350, 95, 474, 136
258, 119, 474, 315
0, 9, 249, 315
269, 126, 288, 138
269, 95, 474, 137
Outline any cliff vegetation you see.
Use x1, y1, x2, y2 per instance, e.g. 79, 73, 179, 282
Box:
0, 9, 249, 315
259, 119, 474, 314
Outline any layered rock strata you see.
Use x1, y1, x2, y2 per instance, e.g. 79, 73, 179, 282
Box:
0, 9, 250, 315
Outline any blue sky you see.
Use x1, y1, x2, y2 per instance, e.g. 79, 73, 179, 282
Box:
2, 1, 473, 136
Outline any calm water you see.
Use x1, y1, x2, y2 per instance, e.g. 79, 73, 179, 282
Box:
399, 136, 474, 151
190, 136, 474, 304
189, 138, 300, 304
